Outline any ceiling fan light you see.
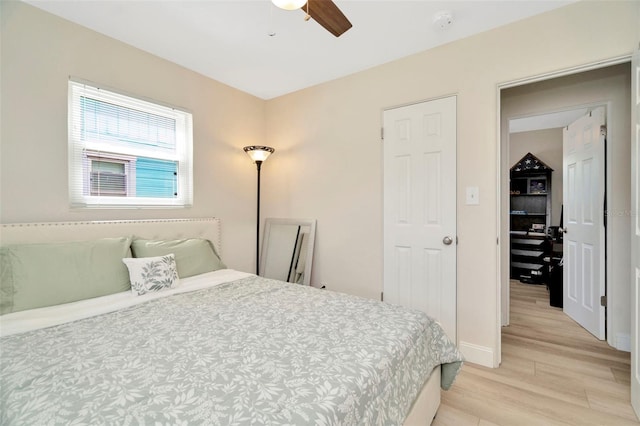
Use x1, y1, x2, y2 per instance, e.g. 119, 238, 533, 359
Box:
272, 0, 306, 11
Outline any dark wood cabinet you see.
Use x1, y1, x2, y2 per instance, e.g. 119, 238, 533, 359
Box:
510, 235, 548, 283
510, 153, 553, 284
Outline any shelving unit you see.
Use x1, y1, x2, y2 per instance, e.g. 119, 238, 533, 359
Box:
510, 152, 553, 284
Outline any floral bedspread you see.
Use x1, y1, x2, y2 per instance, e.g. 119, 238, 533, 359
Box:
1, 276, 463, 425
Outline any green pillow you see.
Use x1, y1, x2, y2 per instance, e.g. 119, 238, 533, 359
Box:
131, 238, 226, 278
0, 237, 132, 315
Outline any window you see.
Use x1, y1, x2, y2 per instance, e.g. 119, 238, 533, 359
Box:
68, 80, 193, 207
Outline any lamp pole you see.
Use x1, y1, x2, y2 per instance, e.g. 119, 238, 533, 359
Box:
243, 146, 275, 275
255, 160, 262, 274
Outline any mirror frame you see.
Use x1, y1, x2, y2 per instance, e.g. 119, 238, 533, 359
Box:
260, 218, 317, 286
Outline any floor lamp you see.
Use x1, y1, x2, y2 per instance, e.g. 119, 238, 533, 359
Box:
243, 145, 275, 275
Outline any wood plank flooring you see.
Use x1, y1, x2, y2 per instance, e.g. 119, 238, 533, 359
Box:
433, 280, 638, 425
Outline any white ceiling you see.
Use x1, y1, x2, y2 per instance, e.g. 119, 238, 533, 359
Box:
24, 0, 576, 100
509, 108, 588, 133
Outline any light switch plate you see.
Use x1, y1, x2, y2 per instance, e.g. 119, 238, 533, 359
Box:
466, 186, 479, 205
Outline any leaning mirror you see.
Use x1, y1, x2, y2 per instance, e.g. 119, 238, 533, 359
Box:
260, 218, 316, 286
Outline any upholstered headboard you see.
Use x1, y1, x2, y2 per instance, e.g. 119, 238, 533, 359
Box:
0, 218, 222, 255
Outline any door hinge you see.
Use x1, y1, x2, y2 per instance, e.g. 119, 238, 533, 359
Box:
600, 295, 607, 306
381, 292, 384, 302
381, 127, 384, 140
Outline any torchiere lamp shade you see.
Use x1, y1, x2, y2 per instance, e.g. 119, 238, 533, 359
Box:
243, 146, 275, 163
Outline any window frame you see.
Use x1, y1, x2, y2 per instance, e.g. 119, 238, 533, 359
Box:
68, 79, 193, 208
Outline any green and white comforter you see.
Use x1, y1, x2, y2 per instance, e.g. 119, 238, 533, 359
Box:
1, 273, 463, 425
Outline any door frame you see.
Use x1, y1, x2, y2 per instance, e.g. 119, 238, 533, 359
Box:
496, 55, 631, 364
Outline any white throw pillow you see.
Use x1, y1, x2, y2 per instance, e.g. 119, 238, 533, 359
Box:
122, 254, 179, 296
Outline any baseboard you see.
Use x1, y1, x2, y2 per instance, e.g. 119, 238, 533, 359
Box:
458, 341, 495, 367
614, 332, 631, 352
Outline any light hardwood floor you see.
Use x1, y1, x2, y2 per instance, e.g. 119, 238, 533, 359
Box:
433, 280, 638, 426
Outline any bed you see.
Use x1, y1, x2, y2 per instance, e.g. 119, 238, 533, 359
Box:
0, 218, 463, 425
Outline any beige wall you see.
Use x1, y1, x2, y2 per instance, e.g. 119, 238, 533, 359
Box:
264, 1, 639, 365
0, 1, 265, 273
502, 63, 632, 350
509, 129, 563, 226
2, 0, 638, 366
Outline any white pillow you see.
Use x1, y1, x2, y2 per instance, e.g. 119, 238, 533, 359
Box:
122, 254, 179, 296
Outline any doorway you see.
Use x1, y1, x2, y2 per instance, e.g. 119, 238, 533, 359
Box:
499, 62, 632, 351
507, 107, 607, 339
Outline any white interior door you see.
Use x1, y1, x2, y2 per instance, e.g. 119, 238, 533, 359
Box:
562, 107, 606, 339
383, 96, 457, 342
630, 48, 640, 419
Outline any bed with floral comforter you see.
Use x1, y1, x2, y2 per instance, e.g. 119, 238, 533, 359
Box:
1, 273, 463, 425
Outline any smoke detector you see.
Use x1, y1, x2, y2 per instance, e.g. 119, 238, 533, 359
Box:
433, 10, 454, 30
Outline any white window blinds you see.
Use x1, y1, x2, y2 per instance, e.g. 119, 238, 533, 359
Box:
68, 80, 193, 207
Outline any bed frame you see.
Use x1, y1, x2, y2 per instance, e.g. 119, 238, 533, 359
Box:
405, 367, 441, 425
0, 217, 440, 425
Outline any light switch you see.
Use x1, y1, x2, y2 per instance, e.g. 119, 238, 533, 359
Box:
466, 186, 479, 205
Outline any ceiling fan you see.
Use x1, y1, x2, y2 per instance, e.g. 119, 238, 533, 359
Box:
272, 0, 353, 37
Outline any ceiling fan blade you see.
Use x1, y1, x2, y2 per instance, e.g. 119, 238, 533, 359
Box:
304, 0, 352, 37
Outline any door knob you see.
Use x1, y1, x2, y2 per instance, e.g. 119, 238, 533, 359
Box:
443, 236, 453, 245
558, 227, 567, 234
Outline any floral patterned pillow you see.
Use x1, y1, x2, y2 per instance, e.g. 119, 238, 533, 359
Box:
122, 254, 179, 296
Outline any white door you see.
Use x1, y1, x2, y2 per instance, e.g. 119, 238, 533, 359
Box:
562, 107, 606, 339
630, 48, 640, 419
383, 96, 457, 342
